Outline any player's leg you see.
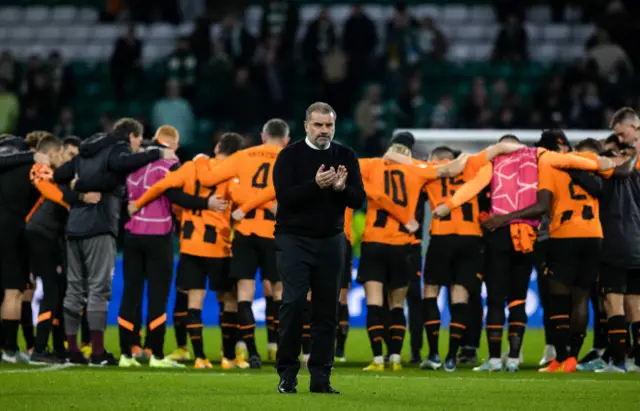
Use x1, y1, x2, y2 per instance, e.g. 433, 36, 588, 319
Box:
475, 229, 511, 372
0, 234, 28, 362
27, 230, 60, 362
335, 240, 353, 362
52, 270, 66, 359
21, 286, 35, 355
357, 243, 386, 371
117, 234, 145, 367
263, 279, 276, 355
231, 233, 261, 368
459, 274, 483, 364
534, 239, 555, 366
145, 235, 183, 368
85, 235, 117, 366
578, 284, 608, 368
179, 255, 210, 368
420, 237, 448, 370
62, 239, 89, 365
505, 249, 533, 372
259, 237, 280, 361
406, 243, 423, 364
598, 264, 628, 372
445, 236, 483, 372
80, 305, 91, 357
624, 276, 640, 372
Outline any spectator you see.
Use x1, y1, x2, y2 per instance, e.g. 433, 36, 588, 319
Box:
416, 16, 448, 61
431, 94, 456, 128
189, 17, 211, 64
254, 37, 287, 119
23, 70, 54, 126
490, 78, 509, 110
52, 107, 76, 138
94, 111, 114, 135
494, 107, 517, 129
0, 51, 21, 93
260, 0, 299, 58
0, 80, 19, 134
355, 83, 388, 156
110, 24, 143, 101
220, 14, 257, 68
48, 51, 76, 108
343, 5, 378, 94
587, 30, 633, 78
228, 68, 262, 139
385, 3, 420, 72
397, 74, 428, 128
535, 74, 566, 127
200, 40, 234, 120
302, 8, 337, 82
580, 82, 606, 128
493, 13, 528, 61
322, 44, 348, 116
167, 37, 198, 100
20, 55, 44, 97
152, 80, 195, 153
460, 77, 493, 128
179, 0, 206, 22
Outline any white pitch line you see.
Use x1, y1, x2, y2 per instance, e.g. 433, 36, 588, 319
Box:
0, 364, 72, 374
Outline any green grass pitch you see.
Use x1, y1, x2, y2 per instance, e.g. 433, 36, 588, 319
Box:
1, 327, 638, 410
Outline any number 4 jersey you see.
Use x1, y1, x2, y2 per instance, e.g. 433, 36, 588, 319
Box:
197, 143, 282, 240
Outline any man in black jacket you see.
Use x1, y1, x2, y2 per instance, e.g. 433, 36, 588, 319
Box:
273, 102, 365, 394
52, 118, 176, 366
602, 107, 640, 372
0, 136, 42, 363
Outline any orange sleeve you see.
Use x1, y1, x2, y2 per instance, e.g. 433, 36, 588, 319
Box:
537, 162, 555, 192
407, 163, 438, 184
135, 163, 190, 209
636, 157, 640, 170
363, 179, 410, 225
444, 163, 493, 210
34, 180, 68, 208
466, 150, 490, 173
238, 186, 276, 214
542, 150, 598, 171
197, 152, 241, 187
358, 158, 377, 181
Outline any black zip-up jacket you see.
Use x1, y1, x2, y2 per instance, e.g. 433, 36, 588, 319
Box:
600, 170, 640, 269
53, 133, 161, 239
0, 145, 40, 230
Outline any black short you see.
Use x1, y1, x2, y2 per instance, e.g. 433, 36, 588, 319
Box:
178, 253, 233, 292
600, 264, 640, 295
0, 227, 29, 292
411, 243, 423, 277
341, 242, 353, 289
547, 238, 601, 290
230, 233, 279, 283
423, 235, 483, 293
357, 242, 413, 290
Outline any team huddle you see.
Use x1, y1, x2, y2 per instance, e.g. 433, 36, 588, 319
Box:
0, 103, 639, 374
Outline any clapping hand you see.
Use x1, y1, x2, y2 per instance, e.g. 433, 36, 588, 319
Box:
333, 165, 348, 192
316, 165, 337, 188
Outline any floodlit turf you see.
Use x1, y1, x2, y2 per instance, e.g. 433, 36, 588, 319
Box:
1, 328, 639, 410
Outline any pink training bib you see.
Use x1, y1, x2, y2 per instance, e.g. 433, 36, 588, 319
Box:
490, 148, 540, 228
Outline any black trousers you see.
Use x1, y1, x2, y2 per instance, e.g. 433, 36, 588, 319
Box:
26, 230, 63, 352
275, 232, 345, 383
119, 233, 174, 357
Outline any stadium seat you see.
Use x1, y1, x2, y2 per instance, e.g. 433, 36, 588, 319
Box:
544, 24, 571, 42
36, 25, 64, 44
469, 5, 495, 23
77, 6, 98, 22
531, 44, 558, 62
449, 44, 470, 62
8, 26, 36, 43
149, 23, 177, 41
0, 27, 8, 43
411, 4, 440, 19
572, 24, 595, 43
300, 5, 321, 24
93, 24, 121, 43
24, 5, 50, 22
51, 5, 77, 23
527, 6, 551, 22
470, 44, 492, 61
0, 7, 24, 24
454, 24, 491, 42
442, 4, 469, 23
176, 22, 195, 37
62, 24, 91, 43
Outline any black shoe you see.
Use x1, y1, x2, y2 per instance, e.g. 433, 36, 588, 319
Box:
278, 377, 297, 394
310, 383, 340, 394
249, 355, 262, 369
30, 350, 62, 365
89, 351, 118, 367
410, 350, 422, 364
579, 349, 602, 365
68, 351, 89, 365
54, 351, 70, 362
458, 348, 478, 364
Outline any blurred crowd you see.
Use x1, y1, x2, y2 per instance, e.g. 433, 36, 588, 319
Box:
1, 0, 639, 157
